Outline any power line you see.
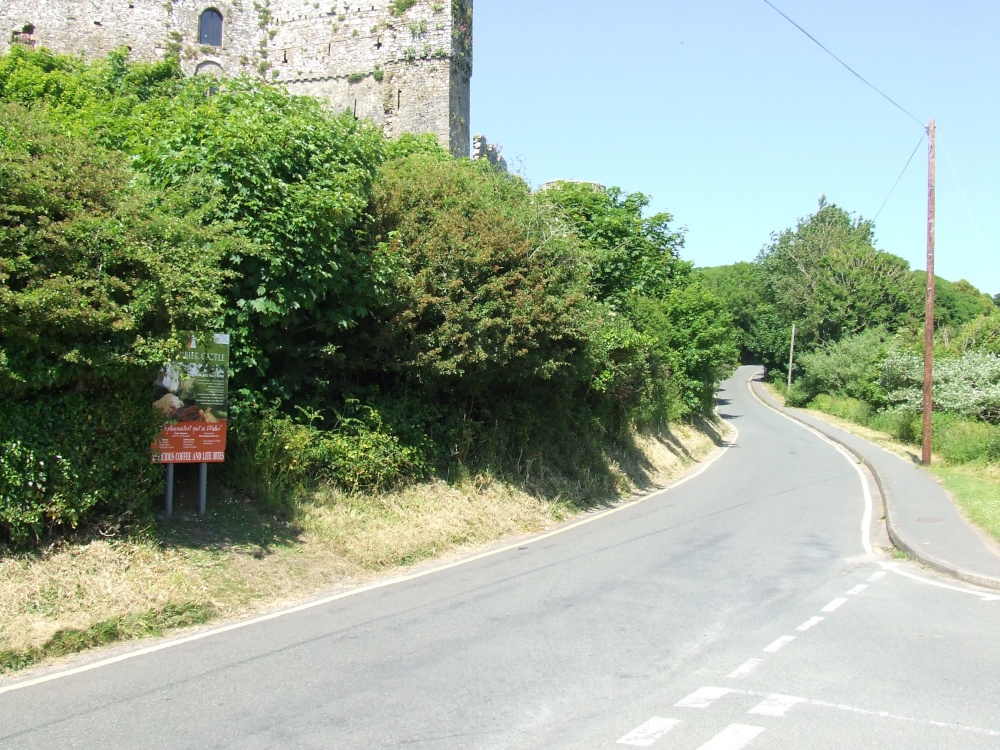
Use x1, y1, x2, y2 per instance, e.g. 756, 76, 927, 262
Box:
873, 133, 925, 222
760, 0, 925, 130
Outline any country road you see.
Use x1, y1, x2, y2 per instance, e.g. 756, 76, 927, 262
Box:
2, 365, 998, 749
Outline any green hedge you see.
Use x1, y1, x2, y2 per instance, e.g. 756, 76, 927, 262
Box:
0, 391, 161, 546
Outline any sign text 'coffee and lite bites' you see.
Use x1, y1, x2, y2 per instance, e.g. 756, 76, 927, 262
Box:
152, 333, 230, 464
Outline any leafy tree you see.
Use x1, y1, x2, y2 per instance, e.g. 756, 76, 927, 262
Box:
880, 350, 1000, 424
362, 155, 594, 396
794, 328, 894, 407
757, 198, 921, 350
912, 273, 995, 329
696, 262, 790, 370
0, 102, 236, 544
126, 77, 389, 404
0, 103, 229, 396
542, 182, 736, 414
626, 286, 739, 412
540, 182, 690, 307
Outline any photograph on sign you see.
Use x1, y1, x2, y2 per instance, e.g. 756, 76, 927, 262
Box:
152, 333, 230, 464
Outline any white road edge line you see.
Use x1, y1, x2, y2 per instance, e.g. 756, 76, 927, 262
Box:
746, 372, 1000, 601
878, 562, 1000, 601
0, 405, 744, 695
745, 372, 873, 557
616, 717, 681, 746
694, 724, 765, 750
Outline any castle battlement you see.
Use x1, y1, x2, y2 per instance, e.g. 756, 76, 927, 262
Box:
1, 0, 472, 156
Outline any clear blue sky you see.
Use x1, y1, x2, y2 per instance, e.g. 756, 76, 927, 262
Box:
469, 1, 999, 297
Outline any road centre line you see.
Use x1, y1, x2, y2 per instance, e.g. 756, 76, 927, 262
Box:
694, 724, 765, 750
726, 659, 762, 679
822, 597, 848, 612
846, 584, 869, 595
763, 635, 796, 653
0, 413, 743, 695
616, 717, 681, 746
867, 570, 887, 582
796, 616, 824, 631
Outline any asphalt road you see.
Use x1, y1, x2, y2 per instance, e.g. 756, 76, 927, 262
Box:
2, 365, 998, 749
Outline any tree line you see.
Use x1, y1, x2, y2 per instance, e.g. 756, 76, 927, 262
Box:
699, 198, 1000, 463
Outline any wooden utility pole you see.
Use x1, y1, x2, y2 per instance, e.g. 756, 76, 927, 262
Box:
922, 119, 936, 466
787, 323, 796, 392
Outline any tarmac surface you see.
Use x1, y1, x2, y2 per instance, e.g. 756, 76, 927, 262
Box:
751, 372, 1000, 591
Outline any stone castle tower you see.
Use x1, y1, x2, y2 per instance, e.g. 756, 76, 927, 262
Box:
1, 0, 472, 157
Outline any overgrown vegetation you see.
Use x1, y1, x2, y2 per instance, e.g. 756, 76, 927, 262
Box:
1, 47, 737, 548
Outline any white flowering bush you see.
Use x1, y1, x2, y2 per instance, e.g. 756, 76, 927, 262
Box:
880, 350, 1000, 424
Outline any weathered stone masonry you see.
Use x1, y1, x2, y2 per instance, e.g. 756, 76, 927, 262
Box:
1, 0, 472, 157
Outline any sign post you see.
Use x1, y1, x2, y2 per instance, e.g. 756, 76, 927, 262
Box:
152, 333, 230, 515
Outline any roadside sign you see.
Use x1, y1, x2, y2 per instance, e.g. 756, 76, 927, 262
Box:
152, 333, 230, 464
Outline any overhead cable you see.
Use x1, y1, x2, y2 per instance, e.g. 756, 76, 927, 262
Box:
760, 0, 926, 130
873, 133, 925, 222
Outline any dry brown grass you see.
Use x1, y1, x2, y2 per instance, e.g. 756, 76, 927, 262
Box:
0, 419, 726, 666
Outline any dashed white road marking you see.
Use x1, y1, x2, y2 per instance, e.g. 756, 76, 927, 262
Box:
694, 723, 765, 750
676, 687, 733, 708
796, 616, 824, 631
867, 570, 887, 582
762, 635, 795, 653
821, 597, 848, 612
726, 659, 762, 679
680, 687, 1000, 739
846, 584, 868, 595
748, 693, 805, 717
616, 717, 681, 746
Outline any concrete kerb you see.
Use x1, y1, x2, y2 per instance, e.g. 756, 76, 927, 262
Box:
747, 374, 1000, 593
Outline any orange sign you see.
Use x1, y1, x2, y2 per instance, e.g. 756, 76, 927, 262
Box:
152, 333, 230, 464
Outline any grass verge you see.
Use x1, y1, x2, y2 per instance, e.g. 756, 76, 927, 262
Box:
0, 419, 727, 675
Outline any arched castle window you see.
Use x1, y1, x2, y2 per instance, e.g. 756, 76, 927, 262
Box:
195, 60, 224, 77
199, 9, 223, 47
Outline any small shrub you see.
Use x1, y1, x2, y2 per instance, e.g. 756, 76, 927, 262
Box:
931, 413, 1000, 465
225, 409, 315, 516
868, 409, 921, 444
389, 0, 417, 16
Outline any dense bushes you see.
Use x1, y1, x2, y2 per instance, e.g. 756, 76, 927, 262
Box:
1, 48, 738, 546
0, 100, 230, 544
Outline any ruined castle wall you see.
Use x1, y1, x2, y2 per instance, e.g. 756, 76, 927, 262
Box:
268, 0, 470, 156
1, 0, 264, 78
1, 0, 471, 155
